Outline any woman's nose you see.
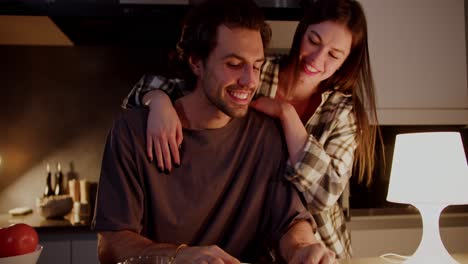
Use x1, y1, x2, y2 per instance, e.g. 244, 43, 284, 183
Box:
307, 48, 327, 69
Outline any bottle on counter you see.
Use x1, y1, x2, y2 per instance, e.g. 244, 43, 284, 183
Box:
43, 163, 54, 197
65, 161, 79, 195
54, 162, 64, 195
67, 161, 79, 182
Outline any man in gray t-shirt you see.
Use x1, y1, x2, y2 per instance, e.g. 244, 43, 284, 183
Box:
92, 0, 336, 263
94, 107, 313, 263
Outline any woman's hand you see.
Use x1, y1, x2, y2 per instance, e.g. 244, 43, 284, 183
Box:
249, 96, 285, 119
144, 90, 183, 173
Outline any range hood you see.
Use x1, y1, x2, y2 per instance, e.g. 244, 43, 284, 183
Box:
1, 0, 301, 47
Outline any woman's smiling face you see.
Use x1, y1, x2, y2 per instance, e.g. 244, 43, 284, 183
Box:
297, 20, 352, 89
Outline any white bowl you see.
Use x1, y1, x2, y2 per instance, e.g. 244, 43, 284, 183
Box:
0, 245, 43, 264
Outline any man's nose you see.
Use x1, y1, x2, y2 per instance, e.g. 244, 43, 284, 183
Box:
238, 66, 258, 89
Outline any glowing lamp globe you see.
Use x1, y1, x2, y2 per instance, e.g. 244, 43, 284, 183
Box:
387, 132, 468, 264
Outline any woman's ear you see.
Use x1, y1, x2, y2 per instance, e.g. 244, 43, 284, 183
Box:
189, 56, 203, 76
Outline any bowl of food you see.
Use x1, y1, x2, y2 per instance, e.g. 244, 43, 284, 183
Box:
0, 245, 43, 264
0, 223, 42, 264
36, 195, 73, 219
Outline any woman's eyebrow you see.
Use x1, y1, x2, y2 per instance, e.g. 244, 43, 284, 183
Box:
309, 30, 346, 55
309, 30, 322, 42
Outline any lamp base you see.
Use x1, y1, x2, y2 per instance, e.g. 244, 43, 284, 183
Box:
403, 203, 459, 264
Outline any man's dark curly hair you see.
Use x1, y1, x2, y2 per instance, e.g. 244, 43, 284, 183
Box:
175, 0, 271, 89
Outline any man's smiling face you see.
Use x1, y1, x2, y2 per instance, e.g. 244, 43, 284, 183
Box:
195, 24, 265, 118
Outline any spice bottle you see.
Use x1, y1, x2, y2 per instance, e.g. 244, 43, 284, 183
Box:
54, 162, 64, 195
43, 163, 54, 197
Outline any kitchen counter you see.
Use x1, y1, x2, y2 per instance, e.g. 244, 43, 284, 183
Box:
2, 210, 467, 264
347, 209, 468, 258
349, 210, 468, 230
0, 211, 91, 231
339, 253, 468, 263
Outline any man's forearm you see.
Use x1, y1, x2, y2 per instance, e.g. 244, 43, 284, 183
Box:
279, 220, 318, 262
98, 230, 179, 264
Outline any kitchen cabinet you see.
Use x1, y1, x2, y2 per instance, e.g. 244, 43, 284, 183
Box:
268, 0, 468, 125
38, 239, 70, 264
360, 0, 468, 124
72, 237, 99, 264
37, 231, 98, 264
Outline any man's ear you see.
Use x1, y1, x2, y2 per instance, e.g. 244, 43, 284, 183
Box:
189, 56, 203, 76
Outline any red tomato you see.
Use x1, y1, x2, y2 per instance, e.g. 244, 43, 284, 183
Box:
0, 223, 39, 257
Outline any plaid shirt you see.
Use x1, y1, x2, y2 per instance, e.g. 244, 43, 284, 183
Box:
122, 56, 356, 259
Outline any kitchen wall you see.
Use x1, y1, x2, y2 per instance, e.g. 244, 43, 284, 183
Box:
0, 45, 174, 213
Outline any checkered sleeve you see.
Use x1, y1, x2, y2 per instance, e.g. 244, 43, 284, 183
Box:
256, 56, 280, 99
121, 75, 185, 109
285, 97, 358, 212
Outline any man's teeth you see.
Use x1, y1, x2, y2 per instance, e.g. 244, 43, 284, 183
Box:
306, 64, 318, 73
230, 91, 249, 100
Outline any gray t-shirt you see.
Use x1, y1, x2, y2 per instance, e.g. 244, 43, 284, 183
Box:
92, 108, 313, 262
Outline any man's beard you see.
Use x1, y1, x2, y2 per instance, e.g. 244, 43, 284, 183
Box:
204, 84, 251, 118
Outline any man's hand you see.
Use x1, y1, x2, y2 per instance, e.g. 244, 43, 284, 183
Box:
280, 221, 337, 264
175, 245, 240, 264
288, 243, 337, 264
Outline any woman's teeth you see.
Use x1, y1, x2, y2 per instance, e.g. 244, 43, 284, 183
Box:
305, 64, 318, 73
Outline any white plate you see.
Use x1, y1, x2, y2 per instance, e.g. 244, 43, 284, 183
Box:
8, 207, 33, 216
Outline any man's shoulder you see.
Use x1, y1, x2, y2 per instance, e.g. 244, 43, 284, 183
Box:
249, 108, 280, 122
112, 107, 149, 133
245, 110, 285, 140
116, 107, 148, 121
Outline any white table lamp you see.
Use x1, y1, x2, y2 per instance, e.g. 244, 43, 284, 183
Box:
387, 132, 468, 264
